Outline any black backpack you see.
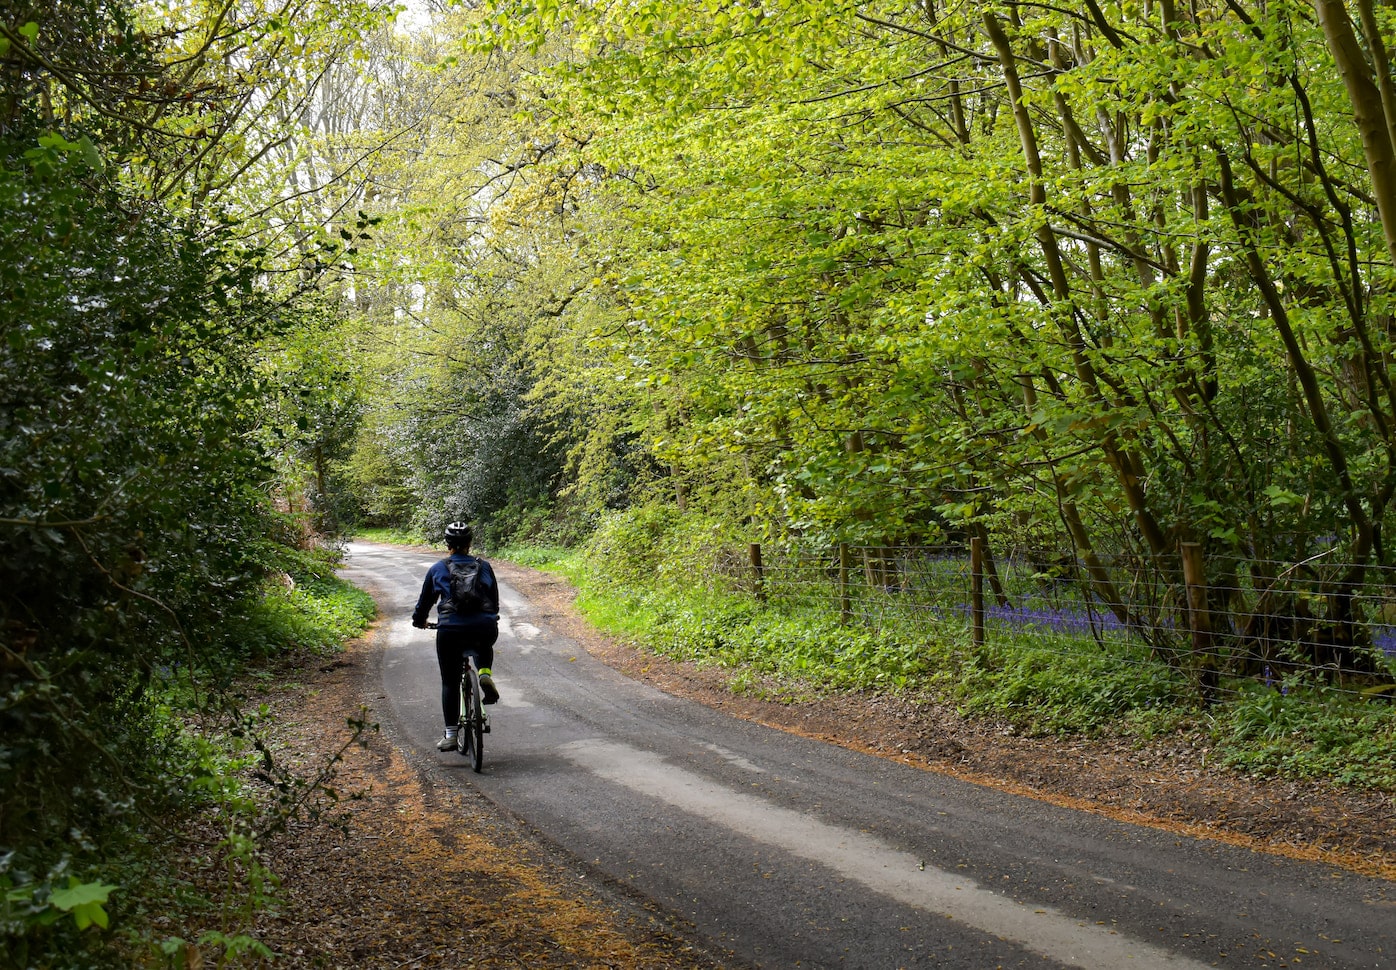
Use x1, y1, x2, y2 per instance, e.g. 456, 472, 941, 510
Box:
444, 557, 490, 616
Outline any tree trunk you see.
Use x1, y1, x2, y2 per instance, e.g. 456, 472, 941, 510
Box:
1315, 0, 1396, 267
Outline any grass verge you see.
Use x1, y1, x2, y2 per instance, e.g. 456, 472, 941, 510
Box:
352, 526, 424, 546
498, 540, 1396, 793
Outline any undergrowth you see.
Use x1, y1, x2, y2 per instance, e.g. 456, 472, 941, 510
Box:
4, 548, 376, 969
230, 555, 376, 659
1210, 681, 1396, 789
353, 526, 424, 546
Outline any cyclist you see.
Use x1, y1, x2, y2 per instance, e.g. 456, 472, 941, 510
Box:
411, 521, 501, 751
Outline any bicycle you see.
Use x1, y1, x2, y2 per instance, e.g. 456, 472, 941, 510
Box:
427, 622, 489, 772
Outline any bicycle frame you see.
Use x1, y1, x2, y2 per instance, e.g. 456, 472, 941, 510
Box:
425, 621, 488, 772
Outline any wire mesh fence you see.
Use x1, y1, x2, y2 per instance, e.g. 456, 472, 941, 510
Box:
712, 541, 1396, 704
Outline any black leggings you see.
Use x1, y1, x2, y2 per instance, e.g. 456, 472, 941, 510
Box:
436, 623, 498, 727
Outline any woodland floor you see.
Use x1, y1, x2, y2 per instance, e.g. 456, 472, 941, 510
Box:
201, 560, 1396, 968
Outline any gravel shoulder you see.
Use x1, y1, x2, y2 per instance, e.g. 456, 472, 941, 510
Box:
229, 560, 1396, 967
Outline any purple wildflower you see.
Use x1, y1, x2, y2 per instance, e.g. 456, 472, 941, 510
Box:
1375, 627, 1396, 658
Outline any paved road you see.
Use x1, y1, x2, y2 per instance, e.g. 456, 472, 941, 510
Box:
342, 541, 1396, 969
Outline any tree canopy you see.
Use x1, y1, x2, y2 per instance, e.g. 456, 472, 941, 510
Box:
318, 0, 1396, 671
328, 0, 1396, 578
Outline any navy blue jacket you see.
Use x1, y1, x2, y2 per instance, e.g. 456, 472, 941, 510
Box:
412, 554, 500, 629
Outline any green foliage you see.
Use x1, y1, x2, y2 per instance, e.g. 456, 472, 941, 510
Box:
354, 526, 426, 546
0, 554, 375, 967
0, 1, 390, 963
227, 562, 377, 661
0, 143, 282, 869
1121, 706, 1197, 743
577, 582, 931, 692
323, 7, 661, 546
559, 514, 1396, 787
256, 302, 371, 537
559, 536, 1396, 790
426, 0, 1396, 678
1212, 685, 1396, 789
581, 505, 687, 588
580, 504, 750, 594
45, 880, 116, 932
2, 875, 116, 938
340, 425, 419, 529
951, 644, 1184, 736
497, 543, 575, 570
134, 736, 282, 967
2, 871, 120, 968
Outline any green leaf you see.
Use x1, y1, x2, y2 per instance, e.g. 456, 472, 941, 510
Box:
1262, 485, 1305, 508
48, 879, 117, 931
48, 879, 116, 911
78, 135, 102, 171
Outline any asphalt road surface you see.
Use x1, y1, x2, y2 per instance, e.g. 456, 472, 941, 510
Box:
341, 541, 1396, 969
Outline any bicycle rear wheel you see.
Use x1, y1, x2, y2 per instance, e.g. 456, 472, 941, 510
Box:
458, 663, 484, 772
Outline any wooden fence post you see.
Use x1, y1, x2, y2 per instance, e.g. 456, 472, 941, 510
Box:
749, 542, 766, 604
1180, 541, 1218, 705
838, 543, 852, 625
971, 535, 985, 649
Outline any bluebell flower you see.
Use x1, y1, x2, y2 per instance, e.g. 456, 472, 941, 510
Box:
1374, 627, 1396, 658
